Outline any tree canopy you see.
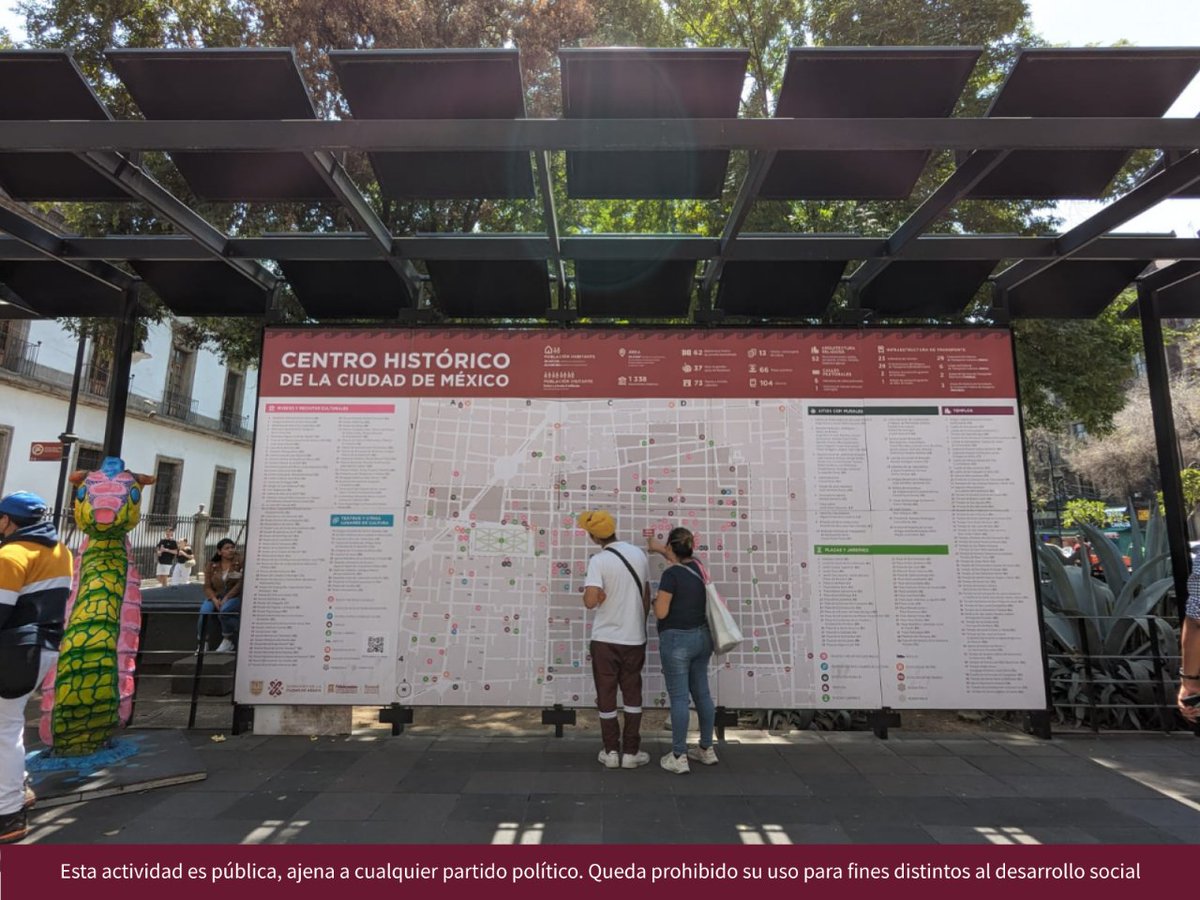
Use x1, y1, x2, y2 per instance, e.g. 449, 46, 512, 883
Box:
9, 0, 1157, 437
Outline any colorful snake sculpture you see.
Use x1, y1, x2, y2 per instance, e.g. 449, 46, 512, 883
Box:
39, 457, 155, 756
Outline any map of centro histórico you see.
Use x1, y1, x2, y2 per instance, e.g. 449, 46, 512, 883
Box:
237, 329, 1045, 712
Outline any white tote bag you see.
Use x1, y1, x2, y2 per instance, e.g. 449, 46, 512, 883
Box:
680, 562, 743, 655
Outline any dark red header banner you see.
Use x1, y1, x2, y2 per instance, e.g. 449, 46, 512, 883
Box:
259, 329, 1017, 400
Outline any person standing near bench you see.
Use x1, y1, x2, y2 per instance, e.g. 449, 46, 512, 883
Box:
578, 510, 650, 769
154, 527, 179, 588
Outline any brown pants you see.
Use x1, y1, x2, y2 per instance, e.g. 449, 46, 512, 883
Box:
590, 640, 646, 754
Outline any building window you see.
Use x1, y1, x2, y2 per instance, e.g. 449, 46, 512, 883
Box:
210, 468, 235, 521
220, 369, 245, 434
0, 322, 38, 377
74, 443, 104, 473
0, 425, 11, 495
162, 336, 197, 422
150, 457, 183, 521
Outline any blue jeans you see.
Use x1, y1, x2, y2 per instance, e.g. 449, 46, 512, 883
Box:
197, 596, 242, 644
658, 626, 715, 756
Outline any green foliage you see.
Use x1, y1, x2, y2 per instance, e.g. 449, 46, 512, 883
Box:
1181, 468, 1200, 508
1038, 519, 1179, 729
1061, 499, 1107, 529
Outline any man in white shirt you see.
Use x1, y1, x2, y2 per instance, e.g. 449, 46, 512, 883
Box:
578, 510, 651, 769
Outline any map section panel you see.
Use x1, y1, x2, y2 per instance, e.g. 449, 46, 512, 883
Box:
242, 328, 1043, 711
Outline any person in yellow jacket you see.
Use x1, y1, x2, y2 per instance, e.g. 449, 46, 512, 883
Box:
0, 492, 72, 844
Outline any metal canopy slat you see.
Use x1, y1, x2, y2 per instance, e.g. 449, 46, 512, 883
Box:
426, 259, 551, 318
858, 259, 998, 317
279, 260, 414, 319
0, 261, 130, 315
560, 48, 748, 199
331, 49, 534, 200
0, 51, 128, 200
715, 260, 846, 318
572, 258, 697, 317
964, 47, 1200, 199
761, 47, 980, 200
130, 260, 269, 316
1008, 259, 1151, 319
107, 48, 334, 201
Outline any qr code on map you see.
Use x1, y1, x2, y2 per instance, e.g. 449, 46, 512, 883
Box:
365, 635, 386, 655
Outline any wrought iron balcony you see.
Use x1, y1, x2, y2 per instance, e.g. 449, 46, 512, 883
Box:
160, 390, 198, 423
0, 337, 39, 378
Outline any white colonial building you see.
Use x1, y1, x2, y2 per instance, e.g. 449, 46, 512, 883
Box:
0, 316, 255, 523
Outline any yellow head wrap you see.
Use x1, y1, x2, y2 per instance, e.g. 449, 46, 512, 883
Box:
577, 510, 616, 540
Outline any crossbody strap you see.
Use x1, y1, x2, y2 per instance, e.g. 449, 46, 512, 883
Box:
674, 561, 709, 585
604, 546, 644, 597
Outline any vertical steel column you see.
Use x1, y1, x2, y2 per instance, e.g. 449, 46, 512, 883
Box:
1136, 282, 1192, 613
102, 285, 140, 458
52, 332, 88, 528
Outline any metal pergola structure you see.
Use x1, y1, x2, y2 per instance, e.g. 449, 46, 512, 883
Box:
2, 44, 1200, 613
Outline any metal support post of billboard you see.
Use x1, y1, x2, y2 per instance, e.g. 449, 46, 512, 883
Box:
231, 703, 254, 735
541, 704, 575, 738
379, 703, 413, 736
1023, 710, 1053, 739
869, 708, 901, 740
714, 706, 738, 743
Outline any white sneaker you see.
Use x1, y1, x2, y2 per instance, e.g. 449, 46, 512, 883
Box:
660, 752, 690, 774
621, 750, 650, 769
214, 638, 235, 653
687, 745, 719, 766
598, 749, 620, 769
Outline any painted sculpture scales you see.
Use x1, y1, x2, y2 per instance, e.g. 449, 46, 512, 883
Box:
39, 457, 155, 756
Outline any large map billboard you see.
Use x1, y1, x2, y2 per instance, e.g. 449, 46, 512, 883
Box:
235, 328, 1046, 711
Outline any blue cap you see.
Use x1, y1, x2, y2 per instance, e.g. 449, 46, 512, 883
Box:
0, 491, 48, 520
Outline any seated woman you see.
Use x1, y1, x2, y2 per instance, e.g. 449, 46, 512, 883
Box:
197, 539, 243, 652
647, 527, 718, 774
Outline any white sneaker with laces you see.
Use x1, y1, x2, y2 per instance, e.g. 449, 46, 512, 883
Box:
598, 749, 620, 769
687, 745, 719, 766
215, 638, 235, 653
660, 752, 690, 774
621, 750, 650, 769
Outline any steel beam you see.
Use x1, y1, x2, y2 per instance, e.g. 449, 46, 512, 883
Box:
102, 286, 140, 458
996, 150, 1200, 291
847, 150, 1009, 301
700, 149, 776, 300
534, 151, 567, 308
4, 233, 1200, 263
0, 204, 134, 290
3, 117, 1200, 153
304, 149, 422, 300
77, 149, 277, 291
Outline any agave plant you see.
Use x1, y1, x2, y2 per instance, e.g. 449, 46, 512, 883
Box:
1037, 515, 1179, 729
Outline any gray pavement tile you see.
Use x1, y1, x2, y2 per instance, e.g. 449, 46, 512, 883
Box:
997, 774, 1162, 800
959, 755, 1046, 776
755, 822, 851, 843
863, 774, 955, 798
985, 737, 1070, 756
933, 774, 1020, 799
842, 823, 940, 844
798, 774, 882, 798
601, 823, 679, 842
395, 771, 471, 793
49, 816, 265, 844
462, 772, 539, 794
1081, 826, 1188, 844
358, 819, 456, 841
674, 794, 753, 825
409, 751, 484, 772
323, 768, 411, 794
1105, 796, 1200, 828
438, 821, 523, 843
292, 791, 387, 821
921, 824, 1013, 844
1039, 798, 1159, 828
526, 794, 601, 823
367, 792, 457, 822
933, 739, 1015, 756
886, 739, 955, 756
527, 772, 607, 794
217, 790, 321, 820
447, 794, 530, 823
833, 796, 978, 826
141, 789, 242, 818
540, 822, 605, 843
744, 795, 832, 825
1024, 756, 1099, 775
847, 755, 921, 775
925, 823, 1101, 844
182, 767, 276, 792
260, 769, 336, 793
907, 756, 985, 775
958, 798, 1063, 827
784, 755, 859, 775
674, 826, 747, 844
726, 774, 814, 796
602, 795, 683, 832
479, 752, 552, 772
